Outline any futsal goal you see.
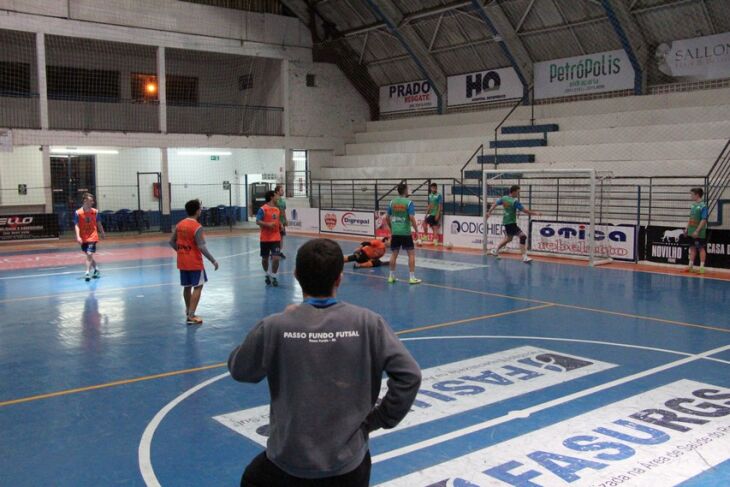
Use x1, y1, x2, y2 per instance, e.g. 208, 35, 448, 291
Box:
482, 168, 627, 266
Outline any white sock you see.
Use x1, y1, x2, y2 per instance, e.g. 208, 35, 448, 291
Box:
389, 271, 395, 279
410, 272, 416, 280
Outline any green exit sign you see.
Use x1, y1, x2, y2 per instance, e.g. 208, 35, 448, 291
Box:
210, 155, 220, 161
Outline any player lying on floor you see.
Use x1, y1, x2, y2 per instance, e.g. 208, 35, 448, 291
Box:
344, 237, 391, 269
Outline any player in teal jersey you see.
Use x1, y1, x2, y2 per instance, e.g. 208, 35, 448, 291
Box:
275, 184, 288, 259
386, 182, 421, 284
485, 185, 541, 263
420, 182, 443, 246
685, 187, 708, 274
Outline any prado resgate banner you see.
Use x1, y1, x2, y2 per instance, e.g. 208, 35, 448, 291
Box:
379, 80, 438, 113
534, 49, 635, 100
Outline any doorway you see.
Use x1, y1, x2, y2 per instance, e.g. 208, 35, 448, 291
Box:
50, 155, 97, 232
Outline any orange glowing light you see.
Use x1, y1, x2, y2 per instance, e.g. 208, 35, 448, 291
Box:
145, 82, 158, 94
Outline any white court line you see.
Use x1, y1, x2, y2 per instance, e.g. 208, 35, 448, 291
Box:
137, 335, 730, 486
371, 340, 730, 464
0, 250, 258, 280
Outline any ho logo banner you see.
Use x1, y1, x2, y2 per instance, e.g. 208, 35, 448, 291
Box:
530, 221, 638, 262
447, 67, 523, 107
213, 347, 615, 447
384, 379, 730, 486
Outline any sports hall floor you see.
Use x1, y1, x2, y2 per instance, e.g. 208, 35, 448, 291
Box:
1, 232, 729, 486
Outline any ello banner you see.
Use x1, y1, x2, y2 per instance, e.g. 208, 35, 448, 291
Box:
656, 32, 730, 81
529, 220, 638, 262
534, 49, 634, 99
319, 209, 374, 237
0, 214, 60, 241
447, 67, 523, 106
379, 80, 438, 114
644, 225, 730, 268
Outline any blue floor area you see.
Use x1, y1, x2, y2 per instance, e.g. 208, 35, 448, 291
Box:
0, 234, 729, 486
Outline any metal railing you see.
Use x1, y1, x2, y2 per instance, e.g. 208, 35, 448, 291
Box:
309, 174, 720, 228
705, 138, 730, 222
285, 170, 312, 198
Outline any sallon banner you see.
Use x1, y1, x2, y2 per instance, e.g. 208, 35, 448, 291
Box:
644, 226, 730, 268
530, 220, 638, 262
319, 209, 374, 237
444, 215, 528, 250
534, 49, 635, 99
0, 214, 59, 241
447, 67, 523, 106
382, 379, 730, 486
656, 32, 730, 81
285, 208, 319, 234
379, 80, 438, 114
213, 346, 615, 447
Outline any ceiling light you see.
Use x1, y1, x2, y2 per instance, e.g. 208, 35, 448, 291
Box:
50, 147, 119, 155
176, 150, 232, 156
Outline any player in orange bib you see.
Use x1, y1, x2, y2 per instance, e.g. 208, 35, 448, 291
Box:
345, 237, 391, 269
169, 199, 219, 325
74, 193, 105, 281
256, 190, 282, 287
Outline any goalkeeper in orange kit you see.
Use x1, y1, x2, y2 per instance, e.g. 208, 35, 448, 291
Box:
345, 237, 390, 269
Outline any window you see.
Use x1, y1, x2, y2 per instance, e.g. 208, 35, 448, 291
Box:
131, 73, 199, 105
0, 62, 31, 96
47, 66, 120, 101
238, 74, 253, 91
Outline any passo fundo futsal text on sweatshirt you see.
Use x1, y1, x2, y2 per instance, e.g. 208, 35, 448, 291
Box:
228, 301, 422, 479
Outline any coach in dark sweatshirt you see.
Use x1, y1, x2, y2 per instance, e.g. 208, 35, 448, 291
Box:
228, 238, 421, 486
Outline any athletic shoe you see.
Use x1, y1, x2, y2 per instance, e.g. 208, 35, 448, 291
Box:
265, 275, 272, 286
523, 256, 533, 263
353, 263, 360, 269
490, 249, 500, 259
272, 277, 279, 287
186, 315, 203, 325
388, 276, 397, 284
684, 267, 694, 273
85, 272, 91, 282
92, 269, 100, 279
280, 254, 286, 260
433, 241, 440, 247
698, 268, 705, 274
409, 277, 422, 285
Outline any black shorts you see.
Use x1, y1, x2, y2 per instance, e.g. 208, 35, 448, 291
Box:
504, 224, 524, 237
349, 251, 370, 264
691, 237, 706, 249
391, 235, 415, 251
425, 215, 440, 227
260, 241, 281, 258
242, 450, 371, 487
81, 242, 97, 254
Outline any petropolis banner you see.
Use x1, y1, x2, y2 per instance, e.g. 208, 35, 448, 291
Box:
534, 49, 634, 99
447, 67, 523, 106
379, 80, 438, 113
656, 32, 730, 80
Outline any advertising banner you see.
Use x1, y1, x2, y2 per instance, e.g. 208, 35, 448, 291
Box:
375, 210, 427, 241
530, 221, 638, 261
379, 80, 438, 113
656, 32, 730, 81
319, 209, 374, 237
447, 67, 523, 106
0, 214, 59, 241
644, 225, 730, 268
443, 215, 528, 250
382, 379, 730, 487
534, 49, 635, 99
285, 208, 319, 234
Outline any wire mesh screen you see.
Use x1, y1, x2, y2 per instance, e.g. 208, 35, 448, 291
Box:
0, 29, 39, 129
45, 35, 159, 132
165, 50, 283, 136
0, 146, 45, 209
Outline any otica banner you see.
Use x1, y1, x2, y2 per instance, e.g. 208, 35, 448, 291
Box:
656, 32, 730, 81
447, 67, 523, 106
530, 220, 638, 262
379, 80, 438, 113
534, 49, 634, 99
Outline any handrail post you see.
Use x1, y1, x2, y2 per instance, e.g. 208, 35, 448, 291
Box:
636, 185, 641, 226
374, 181, 379, 211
